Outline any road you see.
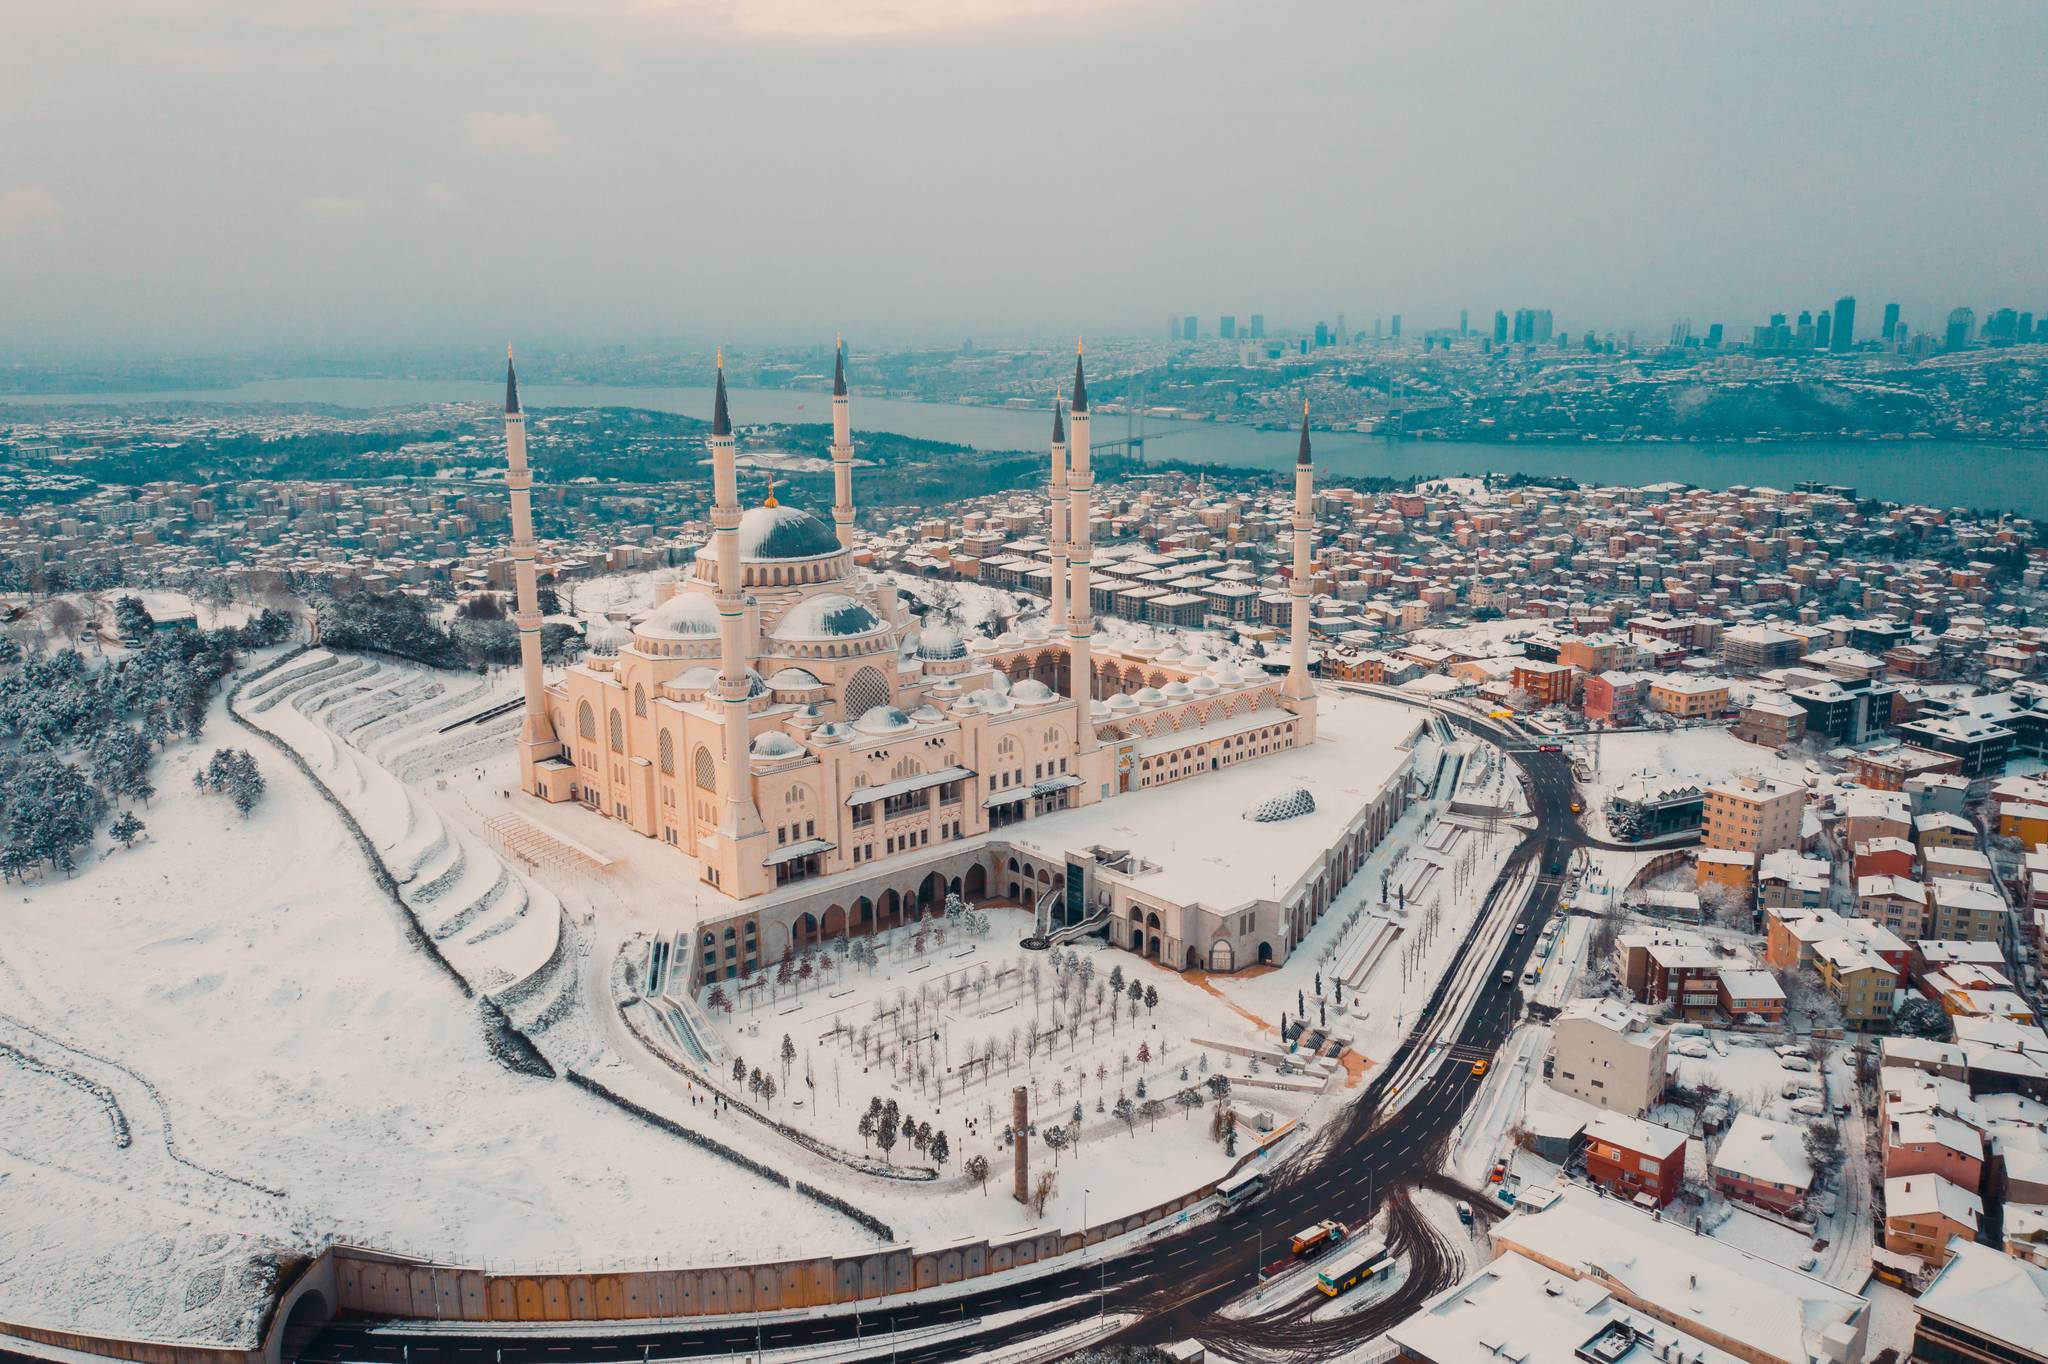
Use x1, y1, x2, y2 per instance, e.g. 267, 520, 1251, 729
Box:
300, 710, 1582, 1364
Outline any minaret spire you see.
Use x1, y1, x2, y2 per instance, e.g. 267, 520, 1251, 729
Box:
1066, 341, 1099, 753
1284, 397, 1319, 728
1049, 387, 1069, 632
830, 335, 856, 550
708, 347, 764, 845
503, 343, 560, 784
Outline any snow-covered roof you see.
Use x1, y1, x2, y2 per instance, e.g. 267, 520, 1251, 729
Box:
1387, 1248, 1745, 1364
1490, 1185, 1863, 1364
1711, 1113, 1814, 1191
1886, 1173, 1983, 1224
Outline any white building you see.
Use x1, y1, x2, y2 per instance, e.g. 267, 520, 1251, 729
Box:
1548, 998, 1670, 1116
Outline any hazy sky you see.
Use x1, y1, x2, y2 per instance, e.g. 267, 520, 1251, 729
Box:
4, 0, 2045, 356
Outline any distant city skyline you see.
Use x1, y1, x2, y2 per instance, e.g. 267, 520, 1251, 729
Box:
1, 1, 2045, 355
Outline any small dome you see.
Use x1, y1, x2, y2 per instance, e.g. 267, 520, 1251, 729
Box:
737, 504, 841, 561
916, 626, 968, 661
1107, 693, 1140, 713
1162, 680, 1194, 699
1020, 622, 1049, 642
1158, 647, 1186, 662
675, 664, 719, 692
638, 592, 720, 639
966, 687, 1015, 714
1012, 679, 1057, 705
1089, 699, 1113, 718
812, 722, 852, 742
766, 666, 823, 691
1189, 676, 1220, 694
1245, 787, 1317, 823
773, 593, 885, 642
853, 706, 916, 736
751, 731, 804, 759
1134, 687, 1166, 706
910, 705, 946, 723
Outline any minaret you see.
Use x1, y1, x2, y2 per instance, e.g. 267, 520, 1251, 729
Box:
709, 354, 765, 843
830, 337, 856, 551
1284, 401, 1320, 738
1066, 341, 1099, 753
1049, 390, 1069, 632
503, 345, 560, 787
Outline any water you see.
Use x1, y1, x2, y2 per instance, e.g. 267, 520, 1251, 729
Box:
6, 376, 2044, 516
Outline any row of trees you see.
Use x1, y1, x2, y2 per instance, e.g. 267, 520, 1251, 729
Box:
314, 592, 582, 673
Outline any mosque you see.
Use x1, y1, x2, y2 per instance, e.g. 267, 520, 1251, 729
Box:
500, 343, 1418, 987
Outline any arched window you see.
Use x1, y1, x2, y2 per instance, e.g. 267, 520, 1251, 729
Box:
609, 709, 625, 753
634, 684, 647, 718
578, 701, 596, 739
845, 665, 889, 721
693, 745, 717, 792
659, 730, 676, 776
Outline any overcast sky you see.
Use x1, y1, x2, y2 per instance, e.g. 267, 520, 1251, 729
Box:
3, 0, 2045, 356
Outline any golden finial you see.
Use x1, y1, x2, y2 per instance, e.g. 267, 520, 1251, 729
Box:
1076, 336, 1084, 356
763, 471, 778, 508
1303, 396, 1309, 415
507, 341, 514, 360
716, 345, 724, 370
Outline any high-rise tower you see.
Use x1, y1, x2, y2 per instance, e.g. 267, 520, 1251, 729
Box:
504, 346, 561, 787
1049, 392, 1069, 632
830, 338, 855, 550
1066, 342, 1099, 754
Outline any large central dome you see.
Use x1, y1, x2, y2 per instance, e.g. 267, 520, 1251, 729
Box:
737, 504, 840, 561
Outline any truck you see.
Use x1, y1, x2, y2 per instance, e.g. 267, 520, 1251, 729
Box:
1290, 1219, 1347, 1258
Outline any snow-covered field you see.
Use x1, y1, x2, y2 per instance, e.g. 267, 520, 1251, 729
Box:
0, 666, 862, 1346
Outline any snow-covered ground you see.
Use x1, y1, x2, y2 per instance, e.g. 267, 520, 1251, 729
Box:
687, 913, 1311, 1235
0, 671, 861, 1346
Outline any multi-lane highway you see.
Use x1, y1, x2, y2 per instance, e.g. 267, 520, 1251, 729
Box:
301, 712, 1581, 1364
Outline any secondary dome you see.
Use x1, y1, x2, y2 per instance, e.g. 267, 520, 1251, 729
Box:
1011, 679, 1057, 705
773, 593, 884, 642
915, 626, 968, 661
737, 504, 841, 561
638, 592, 720, 639
853, 706, 916, 736
751, 731, 804, 759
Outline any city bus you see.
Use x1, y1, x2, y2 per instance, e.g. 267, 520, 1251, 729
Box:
1315, 1236, 1393, 1298
1215, 1167, 1268, 1211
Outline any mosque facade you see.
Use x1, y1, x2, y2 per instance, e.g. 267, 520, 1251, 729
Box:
501, 343, 1409, 986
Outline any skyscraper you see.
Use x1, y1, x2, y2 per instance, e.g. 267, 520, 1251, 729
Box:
1705, 323, 1724, 348
1249, 314, 1265, 340
1830, 296, 1855, 352
1313, 321, 1330, 348
1182, 316, 1198, 341
1881, 302, 1900, 342
1390, 314, 1402, 339
1167, 316, 1180, 342
1493, 310, 1508, 345
1219, 315, 1237, 340
1459, 309, 1469, 336
1814, 310, 1832, 350
1945, 307, 1975, 351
